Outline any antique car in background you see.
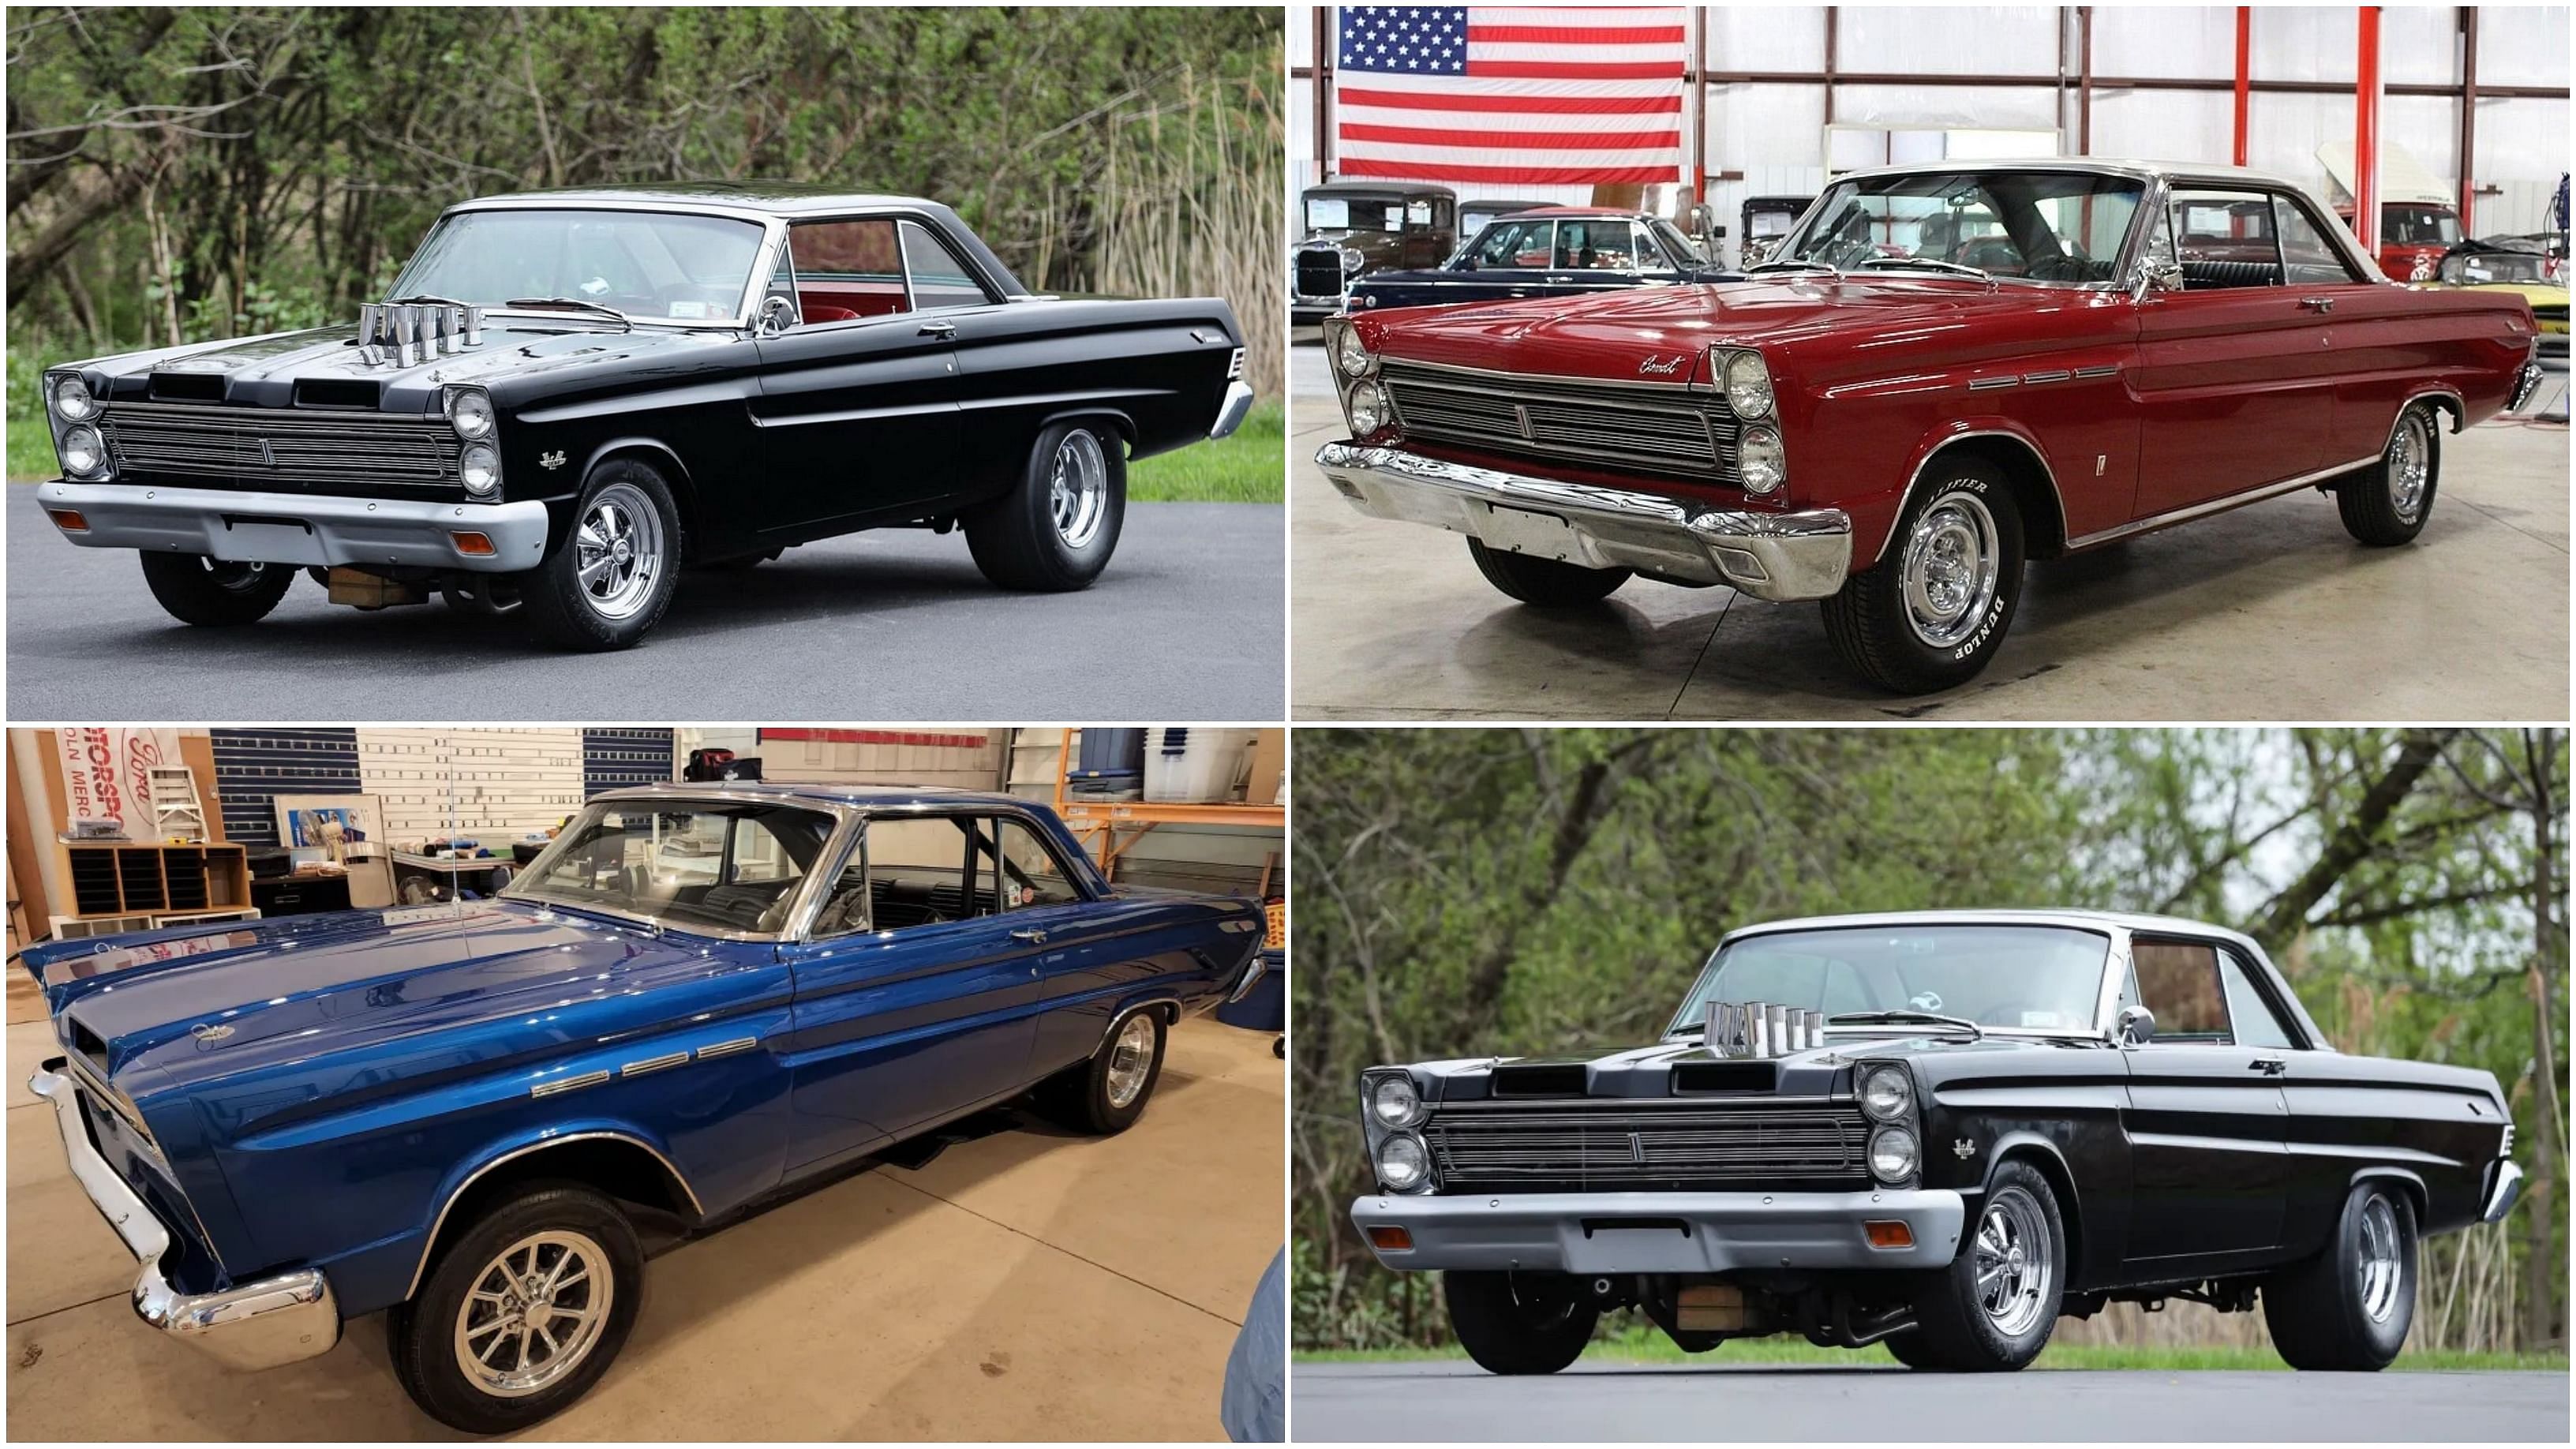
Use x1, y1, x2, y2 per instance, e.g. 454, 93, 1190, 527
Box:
1290, 180, 1458, 324
1317, 159, 2544, 694
36, 185, 1253, 650
1343, 208, 1735, 313
1350, 909, 2521, 1376
1737, 193, 1816, 268
24, 784, 1267, 1432
2419, 238, 2568, 361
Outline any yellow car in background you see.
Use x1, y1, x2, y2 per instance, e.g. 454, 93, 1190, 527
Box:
2418, 238, 2568, 358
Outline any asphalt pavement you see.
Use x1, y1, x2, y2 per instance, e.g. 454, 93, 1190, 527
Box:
7, 495, 1282, 719
1290, 1361, 2570, 1442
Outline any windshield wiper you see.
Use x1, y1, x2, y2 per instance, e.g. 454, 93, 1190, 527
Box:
1857, 256, 1993, 282
504, 296, 635, 331
1749, 260, 1840, 275
389, 292, 477, 309
1828, 1009, 1986, 1040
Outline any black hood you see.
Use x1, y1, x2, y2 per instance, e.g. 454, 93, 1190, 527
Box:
1412, 1032, 2088, 1103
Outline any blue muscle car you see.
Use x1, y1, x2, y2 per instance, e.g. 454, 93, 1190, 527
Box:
1344, 207, 1736, 313
22, 783, 1266, 1432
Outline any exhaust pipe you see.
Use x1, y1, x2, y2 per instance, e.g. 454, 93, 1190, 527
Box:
1705, 1001, 1826, 1058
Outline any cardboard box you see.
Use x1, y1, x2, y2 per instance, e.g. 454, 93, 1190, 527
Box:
1245, 729, 1283, 806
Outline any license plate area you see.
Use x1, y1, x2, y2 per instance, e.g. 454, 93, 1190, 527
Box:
214, 518, 326, 565
1478, 503, 1582, 562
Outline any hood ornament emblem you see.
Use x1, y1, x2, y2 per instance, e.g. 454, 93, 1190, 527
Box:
1636, 354, 1687, 377
190, 1022, 235, 1043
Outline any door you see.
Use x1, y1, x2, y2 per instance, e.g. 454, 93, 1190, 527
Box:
777, 814, 1040, 1171
2129, 187, 2343, 516
751, 215, 963, 531
1400, 197, 1446, 268
2116, 937, 2293, 1269
990, 816, 1136, 1072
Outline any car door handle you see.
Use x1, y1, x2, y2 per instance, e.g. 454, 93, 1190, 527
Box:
2248, 1057, 2288, 1076
917, 320, 957, 338
2297, 296, 2334, 313
1010, 927, 1049, 944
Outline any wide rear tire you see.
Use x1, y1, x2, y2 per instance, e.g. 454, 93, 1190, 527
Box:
138, 553, 294, 626
1034, 1007, 1166, 1135
2262, 1181, 2417, 1370
1443, 1270, 1597, 1375
2337, 402, 2440, 547
966, 422, 1125, 591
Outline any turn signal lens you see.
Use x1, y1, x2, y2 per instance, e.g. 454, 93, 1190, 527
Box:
1368, 1225, 1414, 1252
1865, 1220, 1915, 1249
47, 508, 88, 532
450, 531, 496, 556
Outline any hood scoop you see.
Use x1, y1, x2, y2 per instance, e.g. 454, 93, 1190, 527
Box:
1490, 1062, 1588, 1098
358, 301, 484, 366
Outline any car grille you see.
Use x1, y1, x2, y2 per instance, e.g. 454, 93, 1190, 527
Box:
98, 399, 461, 493
1296, 251, 1347, 301
1380, 358, 1741, 484
1423, 1099, 1870, 1193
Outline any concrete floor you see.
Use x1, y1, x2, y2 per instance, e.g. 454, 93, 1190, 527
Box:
1288, 339, 2571, 720
6, 1016, 1283, 1441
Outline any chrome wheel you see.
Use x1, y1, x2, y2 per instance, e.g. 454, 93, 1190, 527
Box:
452, 1230, 613, 1398
1048, 429, 1109, 549
572, 482, 663, 621
2387, 410, 2432, 523
2356, 1196, 2403, 1324
1899, 489, 2001, 650
1104, 1013, 1156, 1109
1971, 1186, 2054, 1339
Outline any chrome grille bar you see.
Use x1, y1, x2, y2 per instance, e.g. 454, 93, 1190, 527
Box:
1380, 359, 1741, 483
99, 400, 460, 489
1425, 1099, 1868, 1189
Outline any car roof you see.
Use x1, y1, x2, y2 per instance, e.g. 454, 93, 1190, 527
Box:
1828, 157, 2310, 190
461, 182, 942, 218
1724, 907, 2262, 948
1304, 180, 1455, 197
591, 781, 1034, 813
1502, 206, 1657, 219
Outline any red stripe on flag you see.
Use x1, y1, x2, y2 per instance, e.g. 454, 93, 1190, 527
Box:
1335, 86, 1680, 114
1464, 60, 1685, 80
1341, 122, 1681, 152
1338, 159, 1680, 185
1465, 24, 1687, 44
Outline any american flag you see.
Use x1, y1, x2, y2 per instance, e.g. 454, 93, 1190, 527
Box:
1333, 6, 1687, 185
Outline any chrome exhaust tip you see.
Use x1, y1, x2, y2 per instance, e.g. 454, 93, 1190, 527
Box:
461, 304, 484, 346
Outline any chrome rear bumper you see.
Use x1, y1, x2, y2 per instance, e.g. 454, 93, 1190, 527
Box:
1350, 1187, 1965, 1274
38, 479, 549, 573
1211, 380, 1257, 440
2483, 1159, 2525, 1224
29, 1060, 339, 1370
1314, 442, 1853, 602
2507, 361, 2544, 412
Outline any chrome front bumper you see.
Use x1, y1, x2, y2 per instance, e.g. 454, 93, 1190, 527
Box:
38, 479, 550, 573
1314, 442, 1854, 602
29, 1061, 340, 1370
1350, 1188, 1966, 1275
1211, 380, 1257, 440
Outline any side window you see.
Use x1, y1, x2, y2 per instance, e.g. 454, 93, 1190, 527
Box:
2129, 939, 2230, 1042
808, 838, 871, 938
995, 821, 1083, 910
2219, 949, 2300, 1049
787, 219, 908, 322
1476, 219, 1552, 268
2168, 190, 2283, 290
858, 815, 975, 930
1406, 198, 1433, 230
960, 816, 1004, 915
763, 244, 800, 325
2272, 197, 2365, 286
899, 220, 997, 310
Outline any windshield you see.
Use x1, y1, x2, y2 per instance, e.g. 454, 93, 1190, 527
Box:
390, 208, 767, 324
504, 799, 839, 936
1307, 195, 1404, 234
1770, 170, 2146, 285
1667, 923, 2113, 1036
2384, 204, 2463, 246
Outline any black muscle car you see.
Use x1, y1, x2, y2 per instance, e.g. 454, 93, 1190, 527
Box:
1350, 910, 2521, 1375
36, 185, 1254, 650
1343, 207, 1734, 313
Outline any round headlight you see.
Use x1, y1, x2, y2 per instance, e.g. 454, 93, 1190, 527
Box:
1335, 326, 1379, 379
1869, 1125, 1920, 1182
1347, 380, 1391, 437
1369, 1074, 1424, 1129
1340, 245, 1365, 273
450, 389, 495, 440
1376, 1132, 1430, 1191
459, 442, 502, 496
51, 374, 98, 422
1860, 1064, 1915, 1121
59, 424, 106, 477
1722, 350, 1774, 420
1738, 425, 1787, 496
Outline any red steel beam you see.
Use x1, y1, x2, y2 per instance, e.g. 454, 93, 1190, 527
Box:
2356, 6, 2381, 254
2460, 6, 2479, 232
2233, 7, 2252, 167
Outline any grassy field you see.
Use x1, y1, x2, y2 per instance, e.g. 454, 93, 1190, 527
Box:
1297, 1327, 2568, 1374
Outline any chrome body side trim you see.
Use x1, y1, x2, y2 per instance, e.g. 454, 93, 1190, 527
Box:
1350, 1187, 1967, 1273
695, 1036, 760, 1060
35, 480, 550, 573
619, 1051, 691, 1079
31, 1061, 341, 1371
529, 1069, 611, 1099
404, 1131, 705, 1299
1868, 429, 2068, 567
2065, 451, 2381, 551
1316, 441, 1852, 602
1967, 376, 2020, 391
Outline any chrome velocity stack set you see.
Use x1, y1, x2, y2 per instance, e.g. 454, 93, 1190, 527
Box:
357, 301, 484, 365
1702, 1000, 1825, 1057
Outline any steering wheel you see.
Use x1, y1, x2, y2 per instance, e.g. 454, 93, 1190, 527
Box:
1908, 990, 1945, 1014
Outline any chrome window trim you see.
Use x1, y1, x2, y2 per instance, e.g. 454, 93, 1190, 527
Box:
398, 201, 787, 331
403, 1131, 703, 1299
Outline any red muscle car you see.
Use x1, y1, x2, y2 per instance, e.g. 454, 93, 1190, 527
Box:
1316, 159, 2544, 694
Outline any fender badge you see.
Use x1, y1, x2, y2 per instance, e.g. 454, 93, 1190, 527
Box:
190, 1022, 235, 1043
1953, 1138, 1976, 1159
540, 451, 567, 470
1637, 354, 1687, 376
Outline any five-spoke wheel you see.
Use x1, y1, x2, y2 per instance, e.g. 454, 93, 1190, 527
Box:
518, 460, 684, 650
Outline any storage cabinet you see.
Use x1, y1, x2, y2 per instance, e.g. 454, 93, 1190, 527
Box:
58, 843, 249, 920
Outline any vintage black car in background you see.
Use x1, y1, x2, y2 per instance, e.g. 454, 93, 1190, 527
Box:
1351, 910, 2520, 1375
1343, 207, 1733, 313
1290, 180, 1457, 324
36, 185, 1253, 650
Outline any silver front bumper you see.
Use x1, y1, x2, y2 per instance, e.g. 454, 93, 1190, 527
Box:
1314, 442, 1853, 602
1211, 380, 1257, 440
1350, 1188, 1966, 1275
30, 1061, 340, 1370
39, 479, 550, 573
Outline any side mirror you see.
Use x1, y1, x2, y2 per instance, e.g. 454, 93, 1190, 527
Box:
2130, 257, 2185, 301
755, 294, 796, 337
2116, 1004, 2156, 1047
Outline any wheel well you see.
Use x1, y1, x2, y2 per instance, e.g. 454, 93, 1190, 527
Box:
2409, 392, 2465, 436
415, 1137, 698, 1292
1991, 1142, 2084, 1285
1926, 436, 2069, 560
2352, 1166, 2429, 1226
1040, 409, 1138, 456
583, 443, 702, 558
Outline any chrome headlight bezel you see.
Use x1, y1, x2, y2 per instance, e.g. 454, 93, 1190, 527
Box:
1375, 1130, 1432, 1193
1368, 1072, 1425, 1130
58, 423, 110, 479
1346, 380, 1391, 438
459, 442, 503, 498
47, 371, 99, 423
1868, 1125, 1920, 1183
444, 384, 496, 440
1738, 425, 1787, 496
1718, 347, 1774, 420
1860, 1062, 1915, 1121
1323, 316, 1380, 380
